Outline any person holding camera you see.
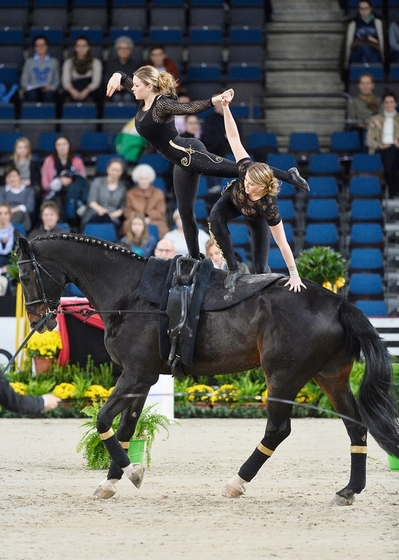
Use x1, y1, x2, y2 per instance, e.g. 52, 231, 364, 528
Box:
41, 135, 90, 226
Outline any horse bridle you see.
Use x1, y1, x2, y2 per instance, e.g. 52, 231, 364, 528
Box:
17, 251, 64, 319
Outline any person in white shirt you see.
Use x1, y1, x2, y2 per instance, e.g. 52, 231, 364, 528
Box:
366, 92, 399, 197
163, 208, 210, 256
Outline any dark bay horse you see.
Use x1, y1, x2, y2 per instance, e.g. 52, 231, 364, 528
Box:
15, 233, 399, 504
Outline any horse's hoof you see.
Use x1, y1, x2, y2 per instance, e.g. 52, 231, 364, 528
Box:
127, 463, 145, 489
222, 483, 245, 498
93, 482, 117, 499
332, 493, 355, 506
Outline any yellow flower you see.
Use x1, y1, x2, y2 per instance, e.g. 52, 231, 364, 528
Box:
261, 389, 268, 403
10, 381, 28, 395
53, 382, 77, 400
26, 331, 63, 359
322, 281, 333, 291
335, 276, 346, 289
186, 384, 215, 403
213, 384, 240, 403
84, 385, 112, 402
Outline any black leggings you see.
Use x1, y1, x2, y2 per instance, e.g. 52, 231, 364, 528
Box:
171, 137, 293, 259
208, 190, 271, 273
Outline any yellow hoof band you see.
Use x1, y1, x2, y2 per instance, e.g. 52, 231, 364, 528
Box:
222, 483, 245, 498
350, 445, 367, 454
99, 428, 115, 441
257, 443, 274, 456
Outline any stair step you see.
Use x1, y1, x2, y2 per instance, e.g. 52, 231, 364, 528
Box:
265, 59, 342, 71
265, 96, 347, 110
267, 22, 344, 33
266, 71, 343, 94
267, 33, 344, 60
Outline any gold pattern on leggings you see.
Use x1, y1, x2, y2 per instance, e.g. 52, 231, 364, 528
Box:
169, 139, 224, 168
257, 443, 274, 456
99, 428, 114, 440
350, 445, 367, 454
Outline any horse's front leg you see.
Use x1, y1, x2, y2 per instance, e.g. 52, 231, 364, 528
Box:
224, 387, 294, 498
93, 380, 152, 499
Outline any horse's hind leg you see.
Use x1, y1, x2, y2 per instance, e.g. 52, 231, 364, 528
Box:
224, 385, 294, 498
315, 363, 368, 506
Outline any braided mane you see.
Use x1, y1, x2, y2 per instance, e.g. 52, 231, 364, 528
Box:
30, 233, 148, 262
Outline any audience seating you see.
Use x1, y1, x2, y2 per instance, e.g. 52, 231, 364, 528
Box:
308, 153, 341, 176
82, 223, 118, 243
0, 132, 25, 163
355, 300, 388, 317
349, 223, 385, 250
350, 153, 383, 176
347, 176, 383, 199
347, 273, 385, 303
267, 248, 286, 273
305, 198, 340, 226
78, 132, 112, 164
188, 0, 227, 28
307, 176, 339, 198
30, 0, 69, 28
0, 28, 25, 67
0, 103, 16, 133
0, 0, 29, 28
110, 0, 147, 28
288, 132, 320, 164
267, 153, 297, 171
349, 199, 384, 225
304, 223, 339, 250
349, 248, 384, 275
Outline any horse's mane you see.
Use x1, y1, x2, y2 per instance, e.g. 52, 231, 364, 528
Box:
30, 233, 149, 262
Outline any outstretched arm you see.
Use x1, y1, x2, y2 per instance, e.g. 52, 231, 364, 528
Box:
269, 222, 306, 293
221, 90, 249, 162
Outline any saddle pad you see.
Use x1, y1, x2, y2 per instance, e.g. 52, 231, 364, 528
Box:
139, 256, 286, 311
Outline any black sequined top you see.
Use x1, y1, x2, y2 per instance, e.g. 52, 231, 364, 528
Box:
119, 72, 213, 162
230, 158, 281, 225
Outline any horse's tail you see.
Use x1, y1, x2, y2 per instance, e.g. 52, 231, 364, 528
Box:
339, 301, 399, 457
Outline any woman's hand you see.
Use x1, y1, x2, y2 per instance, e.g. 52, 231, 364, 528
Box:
284, 276, 307, 293
106, 73, 122, 97
213, 88, 234, 105
221, 89, 234, 106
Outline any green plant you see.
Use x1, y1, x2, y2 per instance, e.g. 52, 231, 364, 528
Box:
296, 246, 346, 291
77, 402, 178, 469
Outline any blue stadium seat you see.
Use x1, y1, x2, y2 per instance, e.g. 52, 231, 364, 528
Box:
37, 132, 62, 156
83, 223, 118, 243
110, 0, 147, 28
307, 177, 339, 198
149, 27, 183, 44
61, 103, 98, 148
227, 64, 262, 81
271, 223, 294, 249
348, 273, 384, 302
348, 176, 382, 199
194, 199, 209, 224
308, 153, 341, 176
349, 223, 384, 250
0, 103, 15, 133
349, 63, 384, 82
278, 182, 296, 200
187, 26, 223, 64
304, 223, 339, 250
0, 132, 26, 162
0, 28, 25, 66
267, 248, 286, 273
351, 153, 383, 175
69, 27, 104, 45
95, 154, 128, 175
0, 65, 19, 87
79, 132, 112, 164
306, 199, 340, 225
349, 248, 384, 275
248, 131, 278, 154
228, 223, 251, 248
29, 27, 64, 45
289, 132, 319, 163
330, 131, 361, 158
277, 200, 296, 226
227, 26, 265, 64
267, 153, 297, 170
355, 300, 388, 317
229, 104, 261, 119
137, 153, 171, 175
349, 199, 384, 224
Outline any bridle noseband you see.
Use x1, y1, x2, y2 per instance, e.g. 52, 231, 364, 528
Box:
17, 252, 64, 319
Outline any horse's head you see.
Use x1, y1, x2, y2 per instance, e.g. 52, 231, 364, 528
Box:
15, 232, 65, 332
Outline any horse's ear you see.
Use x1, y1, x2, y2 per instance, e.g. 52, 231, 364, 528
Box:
14, 231, 31, 256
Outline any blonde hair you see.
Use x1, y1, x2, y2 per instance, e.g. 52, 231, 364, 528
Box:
125, 212, 149, 245
247, 162, 280, 196
205, 238, 217, 255
134, 65, 178, 98
13, 137, 32, 162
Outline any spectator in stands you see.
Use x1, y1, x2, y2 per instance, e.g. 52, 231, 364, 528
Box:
388, 20, 399, 62
347, 72, 381, 130
0, 166, 35, 232
82, 157, 126, 230
205, 237, 226, 270
28, 200, 65, 240
20, 35, 60, 103
61, 36, 102, 112
10, 137, 41, 192
154, 238, 176, 258
366, 91, 399, 197
123, 163, 168, 239
120, 212, 158, 257
0, 203, 15, 295
163, 208, 210, 256
146, 44, 180, 86
104, 36, 141, 102
344, 1, 384, 68
41, 136, 89, 225
181, 115, 201, 139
